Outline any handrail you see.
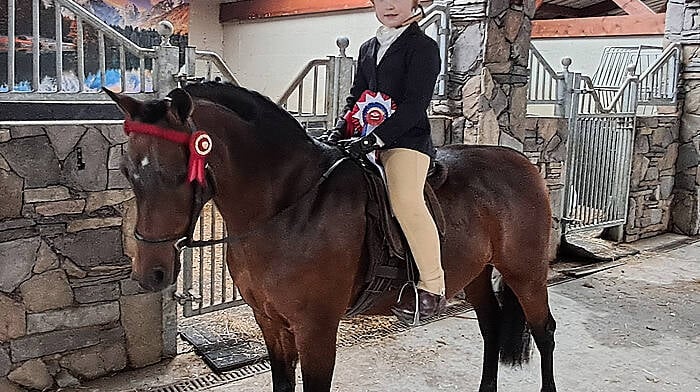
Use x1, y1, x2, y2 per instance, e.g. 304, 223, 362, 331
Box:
58, 0, 155, 57
638, 43, 680, 81
579, 74, 637, 114
2, 0, 240, 101
420, 1, 450, 96
195, 50, 240, 86
278, 59, 329, 106
529, 44, 559, 80
527, 44, 563, 111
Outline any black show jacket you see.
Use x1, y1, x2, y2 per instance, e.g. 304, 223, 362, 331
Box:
344, 22, 440, 158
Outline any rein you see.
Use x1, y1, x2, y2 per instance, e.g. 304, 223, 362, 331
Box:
124, 119, 348, 252
180, 156, 349, 249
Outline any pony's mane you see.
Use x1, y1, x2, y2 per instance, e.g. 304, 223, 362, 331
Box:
184, 82, 311, 142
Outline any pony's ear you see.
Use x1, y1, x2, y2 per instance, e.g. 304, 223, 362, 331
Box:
166, 88, 194, 124
103, 87, 142, 119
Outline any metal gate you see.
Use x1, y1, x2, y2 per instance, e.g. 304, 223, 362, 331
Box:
176, 203, 246, 317
562, 113, 636, 233
560, 45, 680, 234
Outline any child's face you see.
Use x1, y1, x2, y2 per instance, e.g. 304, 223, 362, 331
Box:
372, 0, 416, 28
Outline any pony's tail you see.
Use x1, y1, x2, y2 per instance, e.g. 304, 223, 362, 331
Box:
496, 282, 532, 367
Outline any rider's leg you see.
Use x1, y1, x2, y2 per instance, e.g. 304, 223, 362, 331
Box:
380, 148, 444, 296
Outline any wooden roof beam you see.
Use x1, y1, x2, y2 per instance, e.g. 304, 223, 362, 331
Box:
532, 13, 665, 37
612, 0, 655, 15
535, 0, 545, 10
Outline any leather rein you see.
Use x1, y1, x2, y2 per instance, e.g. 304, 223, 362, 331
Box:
124, 119, 348, 253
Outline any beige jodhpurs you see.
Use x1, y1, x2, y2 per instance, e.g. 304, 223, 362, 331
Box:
380, 148, 445, 296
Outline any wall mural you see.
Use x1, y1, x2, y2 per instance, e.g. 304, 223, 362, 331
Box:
0, 0, 190, 93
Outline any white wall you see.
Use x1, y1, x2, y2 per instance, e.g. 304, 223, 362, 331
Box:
189, 0, 224, 54
221, 10, 381, 100
532, 36, 663, 78
200, 8, 665, 102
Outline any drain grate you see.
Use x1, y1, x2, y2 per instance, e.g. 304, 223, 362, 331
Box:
142, 361, 271, 392
151, 302, 476, 391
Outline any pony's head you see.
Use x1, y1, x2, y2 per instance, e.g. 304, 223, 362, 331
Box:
105, 88, 212, 291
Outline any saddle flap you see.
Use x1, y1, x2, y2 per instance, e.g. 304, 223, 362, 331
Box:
345, 163, 447, 317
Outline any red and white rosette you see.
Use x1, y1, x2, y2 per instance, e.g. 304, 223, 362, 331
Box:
188, 131, 212, 186
344, 90, 396, 137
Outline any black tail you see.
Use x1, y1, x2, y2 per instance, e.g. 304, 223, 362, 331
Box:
496, 282, 532, 367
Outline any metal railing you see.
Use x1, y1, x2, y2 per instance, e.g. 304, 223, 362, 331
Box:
420, 1, 450, 97
182, 47, 240, 86
637, 43, 680, 106
277, 42, 354, 132
1, 0, 237, 101
527, 44, 562, 106
278, 1, 451, 130
527, 43, 680, 117
592, 45, 662, 89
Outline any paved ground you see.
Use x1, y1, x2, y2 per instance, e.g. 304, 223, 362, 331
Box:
76, 235, 700, 392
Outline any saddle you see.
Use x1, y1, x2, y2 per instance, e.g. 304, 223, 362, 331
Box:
344, 159, 447, 317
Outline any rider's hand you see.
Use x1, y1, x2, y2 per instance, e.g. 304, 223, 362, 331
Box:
316, 117, 347, 145
321, 129, 344, 145
343, 133, 379, 159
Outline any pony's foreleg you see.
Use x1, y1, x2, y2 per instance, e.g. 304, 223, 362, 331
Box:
464, 265, 501, 392
295, 316, 341, 392
254, 312, 299, 392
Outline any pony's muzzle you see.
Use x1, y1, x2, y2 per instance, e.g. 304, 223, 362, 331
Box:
133, 266, 171, 292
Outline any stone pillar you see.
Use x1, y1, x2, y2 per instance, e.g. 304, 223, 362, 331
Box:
434, 0, 487, 143
154, 22, 180, 97
443, 0, 532, 149
666, 0, 700, 235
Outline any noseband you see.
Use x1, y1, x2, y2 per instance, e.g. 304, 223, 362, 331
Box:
124, 119, 218, 252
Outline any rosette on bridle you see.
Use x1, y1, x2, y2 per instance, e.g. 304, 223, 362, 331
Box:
123, 120, 213, 187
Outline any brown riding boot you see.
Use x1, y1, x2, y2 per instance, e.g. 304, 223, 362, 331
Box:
391, 288, 447, 325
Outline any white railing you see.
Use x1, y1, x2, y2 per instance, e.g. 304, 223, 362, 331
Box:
527, 43, 680, 117
1, 0, 238, 101
527, 44, 566, 116
637, 44, 680, 106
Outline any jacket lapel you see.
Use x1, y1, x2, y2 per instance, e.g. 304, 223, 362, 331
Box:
366, 37, 379, 91
377, 23, 420, 69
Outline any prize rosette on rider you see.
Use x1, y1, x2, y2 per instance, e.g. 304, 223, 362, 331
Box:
343, 90, 396, 163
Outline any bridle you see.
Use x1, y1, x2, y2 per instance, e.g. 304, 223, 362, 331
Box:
124, 118, 350, 254
124, 118, 221, 253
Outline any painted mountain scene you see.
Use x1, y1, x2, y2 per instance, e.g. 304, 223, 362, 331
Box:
0, 0, 189, 92
76, 0, 190, 34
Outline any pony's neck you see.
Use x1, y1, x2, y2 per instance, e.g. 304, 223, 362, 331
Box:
193, 101, 324, 235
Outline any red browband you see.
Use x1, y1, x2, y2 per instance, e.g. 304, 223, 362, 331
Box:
123, 120, 212, 187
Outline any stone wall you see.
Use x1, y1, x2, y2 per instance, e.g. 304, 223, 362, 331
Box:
666, 1, 700, 235
522, 116, 568, 258
672, 46, 700, 235
0, 122, 172, 391
624, 116, 680, 242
